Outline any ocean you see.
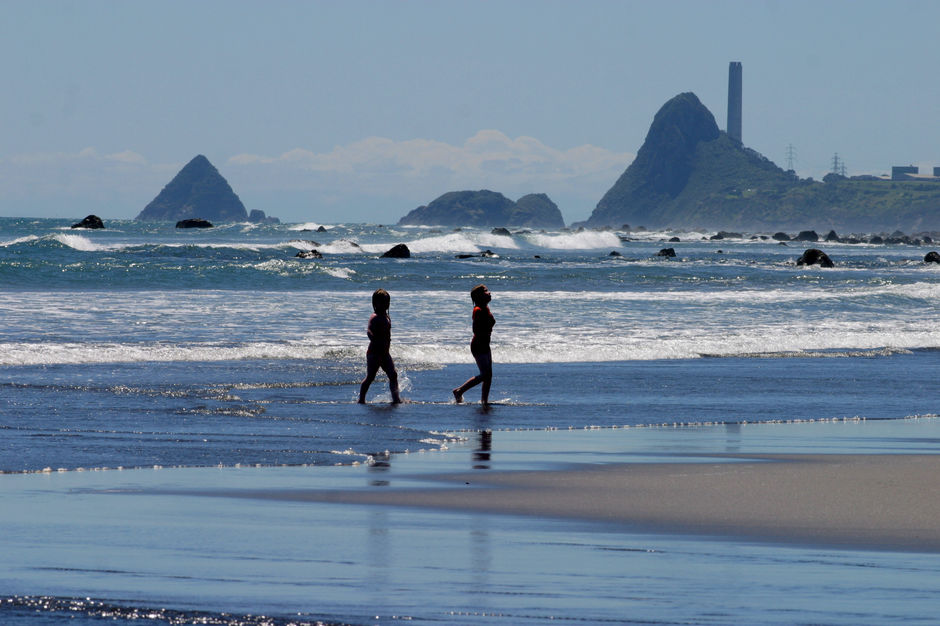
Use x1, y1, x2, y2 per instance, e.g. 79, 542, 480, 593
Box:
1, 216, 938, 624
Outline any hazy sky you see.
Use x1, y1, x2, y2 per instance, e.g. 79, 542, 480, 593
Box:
2, 0, 938, 224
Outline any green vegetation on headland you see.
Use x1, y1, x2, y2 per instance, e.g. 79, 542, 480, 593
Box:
584, 93, 940, 233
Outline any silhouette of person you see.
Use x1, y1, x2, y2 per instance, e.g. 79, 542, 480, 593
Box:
359, 289, 402, 404
453, 284, 494, 406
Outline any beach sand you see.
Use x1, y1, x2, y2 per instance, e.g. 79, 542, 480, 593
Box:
275, 453, 939, 552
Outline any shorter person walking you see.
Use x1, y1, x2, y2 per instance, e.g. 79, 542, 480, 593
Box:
453, 284, 494, 406
359, 289, 402, 404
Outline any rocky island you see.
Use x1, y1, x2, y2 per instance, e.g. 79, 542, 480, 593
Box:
137, 155, 251, 223
398, 190, 565, 228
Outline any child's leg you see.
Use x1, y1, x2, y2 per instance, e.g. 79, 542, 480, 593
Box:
381, 355, 401, 403
359, 356, 380, 403
453, 375, 480, 403
477, 353, 493, 405
454, 352, 491, 403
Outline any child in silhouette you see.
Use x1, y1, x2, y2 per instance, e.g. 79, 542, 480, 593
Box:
359, 289, 402, 404
453, 284, 494, 406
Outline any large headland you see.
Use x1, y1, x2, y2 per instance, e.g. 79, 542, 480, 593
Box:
580, 61, 938, 233
580, 88, 940, 233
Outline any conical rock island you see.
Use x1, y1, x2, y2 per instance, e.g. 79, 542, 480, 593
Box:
137, 155, 248, 222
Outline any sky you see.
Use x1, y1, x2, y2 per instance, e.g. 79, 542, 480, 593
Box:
2, 0, 938, 224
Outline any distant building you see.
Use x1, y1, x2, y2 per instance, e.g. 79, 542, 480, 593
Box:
890, 165, 940, 182
727, 62, 742, 143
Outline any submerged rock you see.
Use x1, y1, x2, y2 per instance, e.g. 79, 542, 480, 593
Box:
796, 248, 834, 268
381, 243, 411, 258
176, 218, 213, 229
295, 250, 323, 259
71, 215, 105, 229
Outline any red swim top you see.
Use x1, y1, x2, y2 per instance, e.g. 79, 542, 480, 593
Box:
470, 305, 494, 354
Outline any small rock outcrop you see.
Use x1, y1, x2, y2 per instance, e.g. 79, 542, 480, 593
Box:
138, 155, 248, 223
656, 247, 677, 257
925, 251, 940, 264
248, 209, 280, 225
796, 248, 834, 268
176, 218, 214, 229
794, 230, 820, 242
825, 230, 841, 242
71, 215, 105, 229
295, 250, 323, 259
772, 232, 791, 241
491, 227, 512, 236
381, 244, 411, 258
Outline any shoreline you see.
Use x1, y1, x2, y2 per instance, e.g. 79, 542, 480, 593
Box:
207, 451, 940, 553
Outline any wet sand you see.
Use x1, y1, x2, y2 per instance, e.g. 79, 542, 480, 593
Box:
4, 419, 940, 623
243, 453, 940, 552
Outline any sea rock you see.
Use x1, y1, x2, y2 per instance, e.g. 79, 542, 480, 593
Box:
176, 218, 213, 229
772, 232, 791, 241
668, 236, 681, 242
491, 227, 512, 236
925, 251, 940, 264
796, 248, 834, 268
381, 243, 411, 258
869, 235, 885, 244
248, 209, 280, 224
710, 231, 742, 240
825, 230, 841, 242
137, 155, 248, 223
71, 215, 105, 229
397, 190, 564, 228
794, 230, 820, 242
295, 250, 323, 259
511, 194, 565, 229
656, 247, 677, 257
608, 250, 623, 257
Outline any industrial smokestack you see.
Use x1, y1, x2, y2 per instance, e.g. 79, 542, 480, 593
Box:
727, 62, 742, 143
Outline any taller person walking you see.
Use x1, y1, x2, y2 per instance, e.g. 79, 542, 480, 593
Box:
453, 284, 494, 406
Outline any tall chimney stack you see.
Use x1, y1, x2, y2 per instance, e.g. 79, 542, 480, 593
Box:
727, 62, 742, 143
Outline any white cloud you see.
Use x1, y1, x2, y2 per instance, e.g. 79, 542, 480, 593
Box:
226, 130, 634, 215
0, 133, 634, 221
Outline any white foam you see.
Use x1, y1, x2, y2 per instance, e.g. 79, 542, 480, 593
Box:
290, 222, 329, 232
319, 240, 366, 255
53, 233, 120, 252
0, 235, 39, 247
524, 231, 622, 249
323, 266, 356, 279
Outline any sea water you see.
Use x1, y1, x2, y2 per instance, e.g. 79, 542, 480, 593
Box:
1, 217, 938, 624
